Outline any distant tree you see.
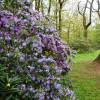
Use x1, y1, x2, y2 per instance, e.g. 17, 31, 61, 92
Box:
55, 0, 58, 30
78, 0, 94, 39
84, 0, 100, 62
40, 0, 44, 14
58, 0, 68, 36
96, 0, 100, 19
48, 0, 52, 15
35, 0, 41, 11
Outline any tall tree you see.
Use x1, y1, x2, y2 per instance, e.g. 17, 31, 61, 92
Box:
35, 0, 41, 11
48, 0, 52, 15
97, 0, 100, 19
54, 0, 58, 30
40, 0, 44, 14
78, 0, 94, 39
58, 0, 67, 36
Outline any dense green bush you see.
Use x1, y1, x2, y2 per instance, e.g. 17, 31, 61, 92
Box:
0, 0, 75, 99
69, 39, 92, 53
91, 25, 100, 50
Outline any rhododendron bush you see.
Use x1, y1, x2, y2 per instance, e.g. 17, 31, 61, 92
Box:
0, 0, 75, 99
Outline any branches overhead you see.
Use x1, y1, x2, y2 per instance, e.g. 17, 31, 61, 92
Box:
48, 0, 52, 15
95, 0, 100, 19
79, 0, 100, 19
78, 0, 95, 39
58, 0, 68, 35
78, 0, 94, 16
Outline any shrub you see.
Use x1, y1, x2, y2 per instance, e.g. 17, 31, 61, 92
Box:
70, 39, 91, 53
91, 25, 100, 50
0, 0, 75, 99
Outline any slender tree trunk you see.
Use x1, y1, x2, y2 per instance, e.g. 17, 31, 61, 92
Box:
83, 16, 88, 39
37, 0, 40, 11
55, 0, 58, 30
78, 0, 94, 40
35, 0, 37, 10
48, 0, 51, 16
83, 27, 88, 39
41, 0, 44, 14
97, 0, 100, 19
35, 0, 40, 11
67, 23, 70, 44
59, 2, 62, 37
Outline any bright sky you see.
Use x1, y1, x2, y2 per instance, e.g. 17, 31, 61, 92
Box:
65, 0, 98, 11
65, 0, 100, 25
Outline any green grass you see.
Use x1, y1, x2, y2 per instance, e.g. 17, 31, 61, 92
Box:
74, 50, 100, 63
69, 50, 100, 100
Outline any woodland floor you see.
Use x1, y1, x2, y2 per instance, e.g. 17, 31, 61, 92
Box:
69, 50, 100, 100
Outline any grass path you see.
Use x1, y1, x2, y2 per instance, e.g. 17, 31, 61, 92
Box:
69, 50, 100, 100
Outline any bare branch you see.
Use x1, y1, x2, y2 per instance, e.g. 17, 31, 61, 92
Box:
78, 1, 83, 15
83, 0, 88, 14
86, 0, 94, 28
77, 0, 95, 38
87, 0, 100, 19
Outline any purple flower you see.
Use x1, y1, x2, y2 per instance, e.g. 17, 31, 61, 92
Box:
0, 32, 2, 36
24, 6, 30, 11
22, 42, 27, 47
66, 89, 74, 97
13, 16, 19, 22
39, 94, 45, 100
16, 67, 23, 73
27, 66, 35, 72
38, 56, 46, 63
43, 65, 50, 72
19, 54, 25, 62
54, 82, 61, 90
49, 27, 56, 33
31, 76, 36, 81
37, 47, 42, 53
13, 26, 21, 34
19, 84, 26, 91
0, 48, 3, 53
1, 17, 8, 26
5, 35, 11, 41
0, 4, 72, 99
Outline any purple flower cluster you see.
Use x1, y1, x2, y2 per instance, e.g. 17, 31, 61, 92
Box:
0, 0, 75, 99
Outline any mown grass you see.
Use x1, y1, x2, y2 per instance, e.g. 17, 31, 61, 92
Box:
73, 50, 100, 63
69, 50, 100, 100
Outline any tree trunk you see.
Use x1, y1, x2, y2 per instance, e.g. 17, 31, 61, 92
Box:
67, 23, 70, 44
48, 0, 51, 16
41, 0, 44, 14
59, 2, 62, 37
35, 0, 37, 10
37, 0, 40, 11
83, 27, 88, 39
55, 0, 58, 30
35, 0, 40, 11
